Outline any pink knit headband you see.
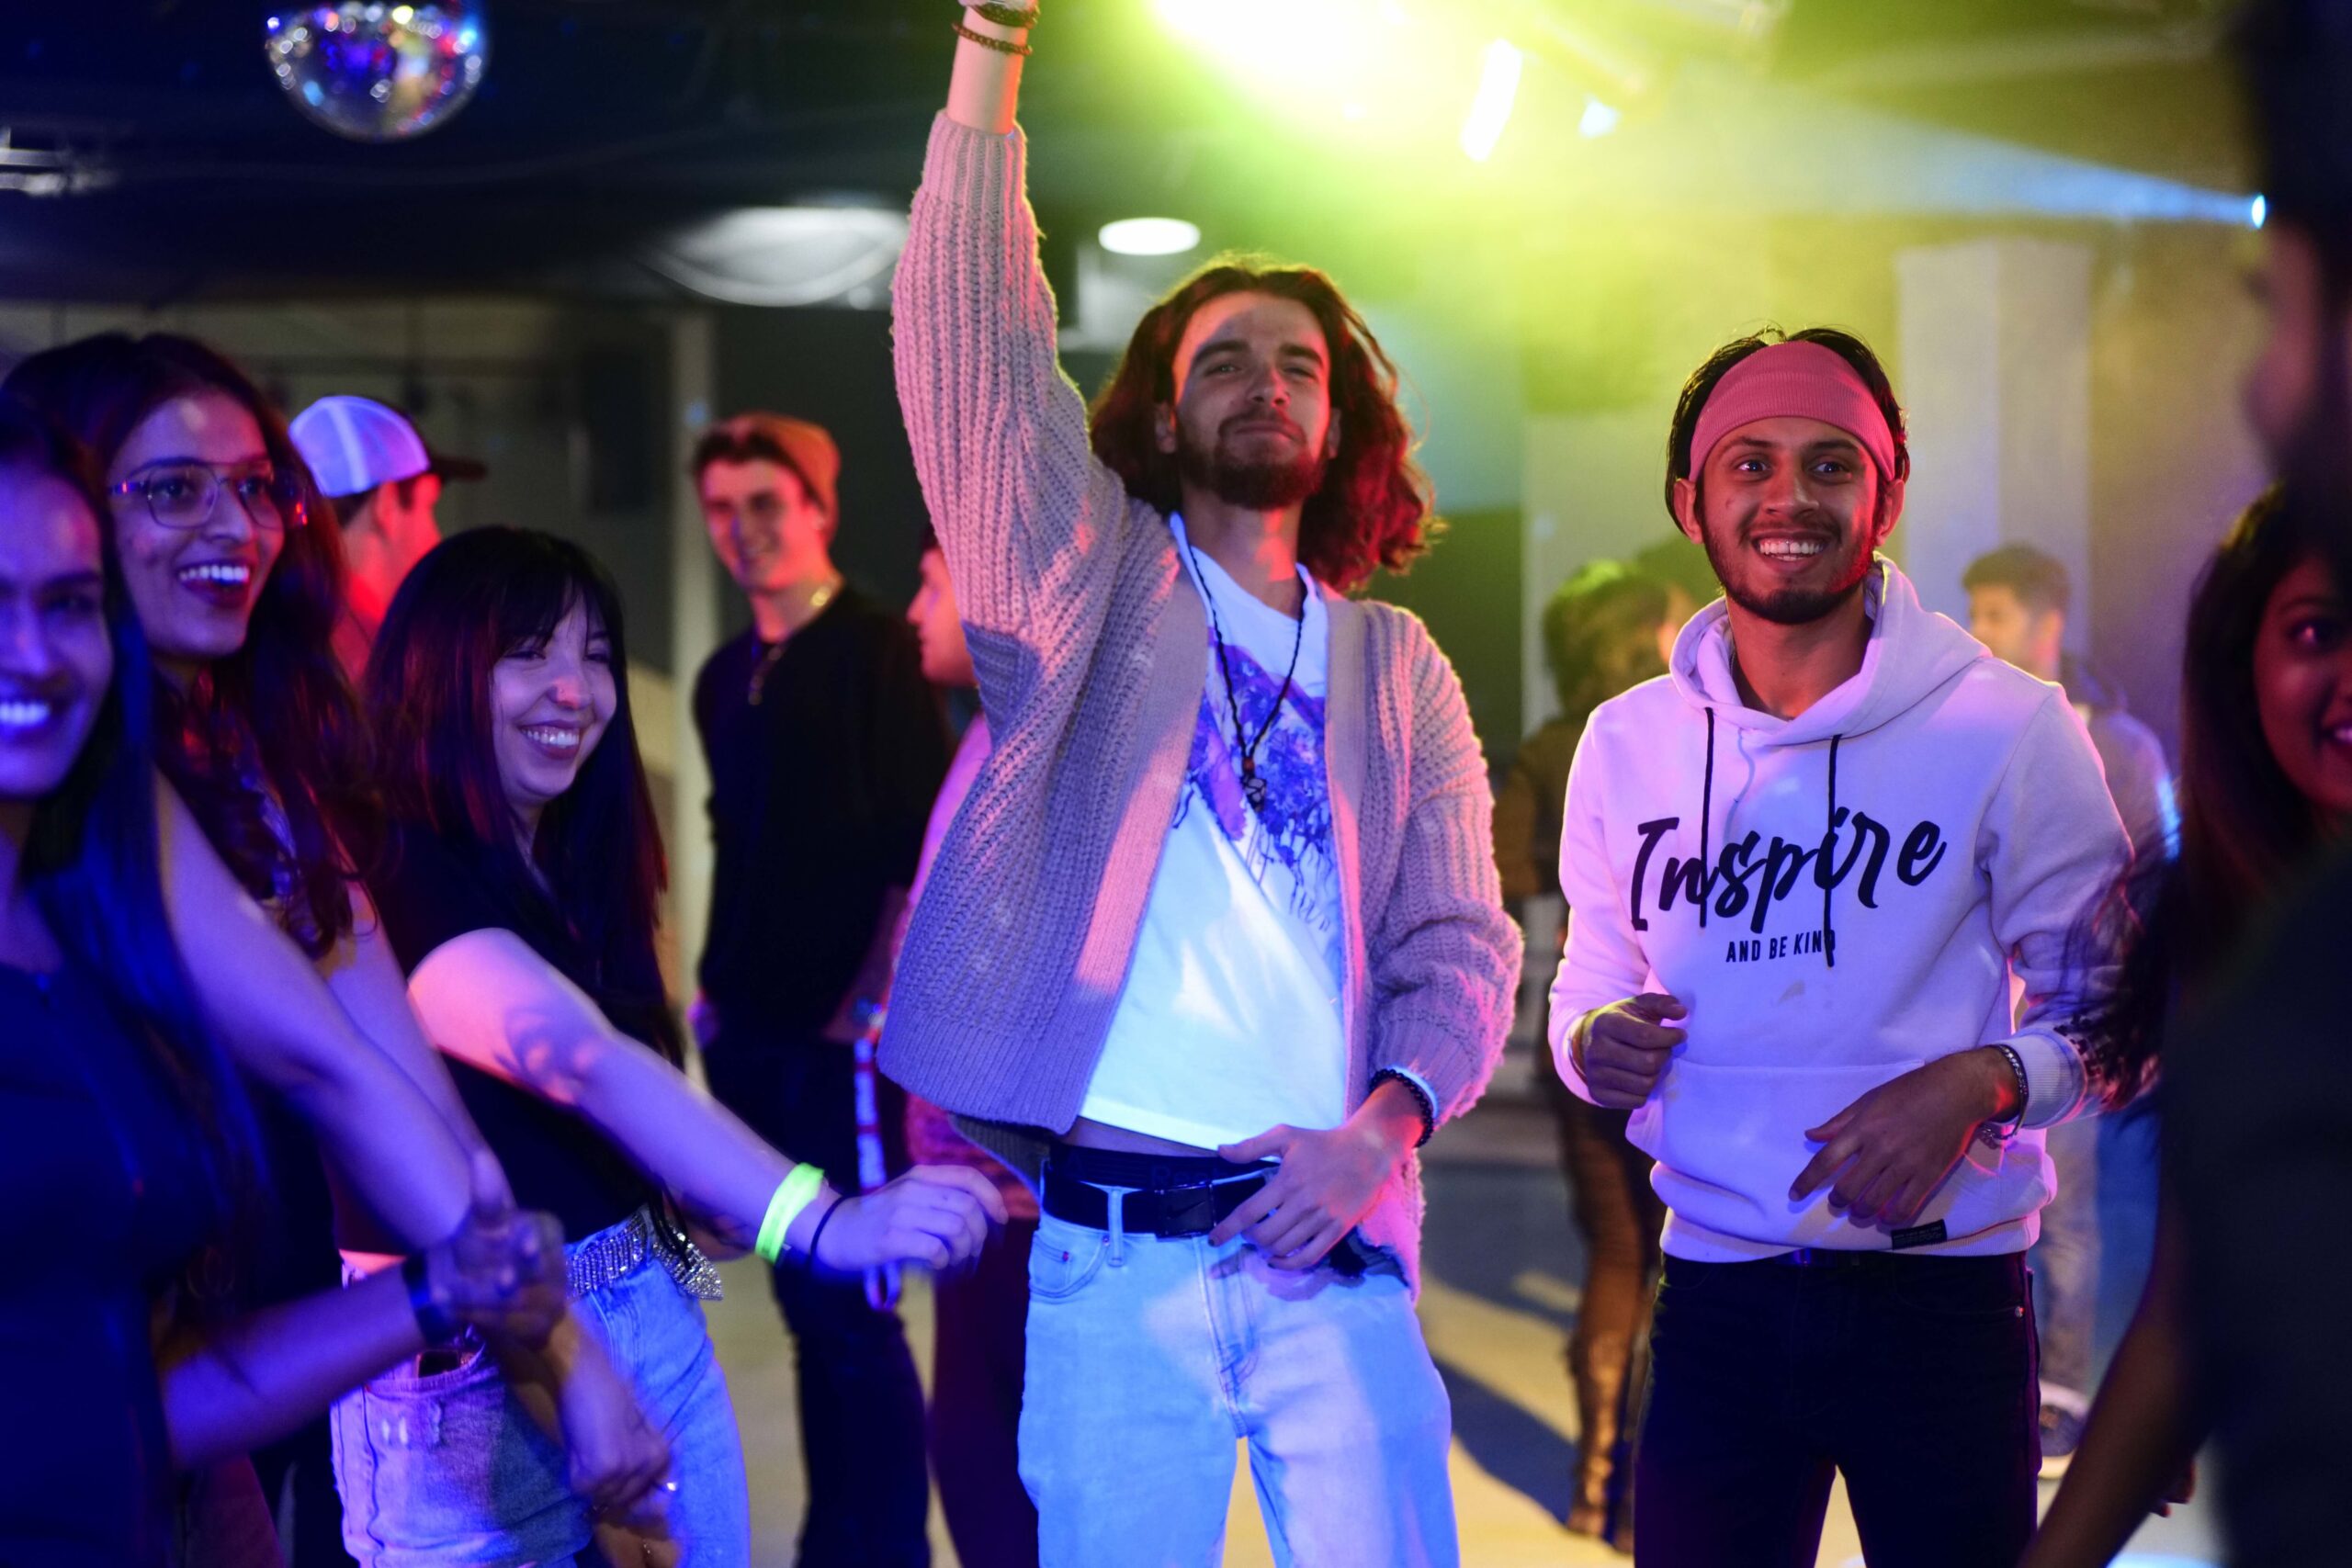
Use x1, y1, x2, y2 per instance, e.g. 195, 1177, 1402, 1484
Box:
1688, 341, 1898, 485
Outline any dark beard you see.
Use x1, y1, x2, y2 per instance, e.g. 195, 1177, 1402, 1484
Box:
1177, 424, 1328, 510
1698, 517, 1875, 626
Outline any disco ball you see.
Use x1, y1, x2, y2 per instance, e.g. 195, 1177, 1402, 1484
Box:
264, 3, 490, 143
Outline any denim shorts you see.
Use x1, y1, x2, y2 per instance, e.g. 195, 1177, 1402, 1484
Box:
329, 1214, 752, 1566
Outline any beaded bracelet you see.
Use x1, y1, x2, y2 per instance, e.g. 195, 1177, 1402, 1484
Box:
1371, 1067, 1437, 1149
955, 20, 1033, 55
968, 2, 1039, 27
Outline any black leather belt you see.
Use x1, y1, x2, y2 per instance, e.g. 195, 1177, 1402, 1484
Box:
1040, 1145, 1272, 1239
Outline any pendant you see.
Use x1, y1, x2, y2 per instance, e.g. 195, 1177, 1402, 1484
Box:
1243, 768, 1269, 814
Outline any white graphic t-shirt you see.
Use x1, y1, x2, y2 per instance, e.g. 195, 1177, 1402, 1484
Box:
1077, 516, 1347, 1150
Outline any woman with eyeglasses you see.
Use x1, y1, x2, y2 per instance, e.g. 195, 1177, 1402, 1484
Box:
0, 393, 580, 1563
6, 336, 673, 1558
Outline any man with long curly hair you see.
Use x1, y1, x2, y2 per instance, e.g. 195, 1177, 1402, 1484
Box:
879, 7, 1517, 1564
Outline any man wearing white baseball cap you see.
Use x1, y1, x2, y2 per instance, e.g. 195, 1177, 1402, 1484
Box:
289, 393, 485, 674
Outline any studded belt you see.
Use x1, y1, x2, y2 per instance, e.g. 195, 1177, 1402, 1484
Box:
566, 1204, 725, 1302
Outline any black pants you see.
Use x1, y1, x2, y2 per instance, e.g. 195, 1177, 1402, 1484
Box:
704, 1032, 930, 1568
1635, 1252, 2039, 1568
930, 1213, 1039, 1568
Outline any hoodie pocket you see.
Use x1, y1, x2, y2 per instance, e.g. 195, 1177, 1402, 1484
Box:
1637, 1056, 2049, 1250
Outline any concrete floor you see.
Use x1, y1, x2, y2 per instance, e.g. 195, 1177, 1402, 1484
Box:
702, 1087, 2222, 1567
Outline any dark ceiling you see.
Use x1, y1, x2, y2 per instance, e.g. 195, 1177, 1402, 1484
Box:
0, 0, 2251, 303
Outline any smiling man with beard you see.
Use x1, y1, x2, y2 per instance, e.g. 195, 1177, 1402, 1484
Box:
1546, 329, 2132, 1567
880, 10, 1518, 1562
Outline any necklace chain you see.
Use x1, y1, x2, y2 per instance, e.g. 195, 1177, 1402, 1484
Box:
747, 578, 839, 706
1183, 537, 1305, 817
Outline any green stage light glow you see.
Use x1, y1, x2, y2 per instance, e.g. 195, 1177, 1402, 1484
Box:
1459, 39, 1522, 163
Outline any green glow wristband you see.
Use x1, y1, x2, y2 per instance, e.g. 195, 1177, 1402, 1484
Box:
756, 1165, 827, 1266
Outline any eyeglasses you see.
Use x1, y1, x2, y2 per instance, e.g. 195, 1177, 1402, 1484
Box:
110, 461, 308, 533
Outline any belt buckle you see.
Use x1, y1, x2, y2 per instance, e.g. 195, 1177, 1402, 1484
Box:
1158, 1182, 1218, 1236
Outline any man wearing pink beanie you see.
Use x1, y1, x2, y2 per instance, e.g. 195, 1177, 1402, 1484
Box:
1548, 329, 2132, 1565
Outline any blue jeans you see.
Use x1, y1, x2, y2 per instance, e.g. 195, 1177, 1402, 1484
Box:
328, 1219, 751, 1566
2029, 1117, 2099, 1404
1635, 1252, 2038, 1568
1017, 1209, 1458, 1568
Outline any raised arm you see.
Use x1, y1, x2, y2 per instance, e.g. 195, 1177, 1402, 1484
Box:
893, 4, 1144, 702
408, 928, 1007, 1269
157, 781, 469, 1248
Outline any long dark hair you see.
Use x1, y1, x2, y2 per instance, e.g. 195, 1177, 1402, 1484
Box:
368, 526, 680, 1063
4, 396, 264, 1253
1087, 258, 1437, 593
2082, 486, 2331, 1101
4, 333, 372, 959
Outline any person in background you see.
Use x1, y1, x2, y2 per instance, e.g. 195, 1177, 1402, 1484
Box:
1632, 534, 1721, 665
1963, 541, 2177, 1475
901, 531, 1039, 1568
1492, 560, 1673, 1550
356, 525, 1003, 1563
288, 394, 483, 679
688, 412, 950, 1567
0, 393, 567, 1565
2024, 487, 2347, 1565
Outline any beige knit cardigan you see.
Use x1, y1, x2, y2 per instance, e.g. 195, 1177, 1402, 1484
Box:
883, 115, 1519, 1292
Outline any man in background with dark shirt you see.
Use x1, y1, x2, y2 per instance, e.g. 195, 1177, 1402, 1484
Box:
1964, 542, 2177, 1475
689, 412, 949, 1567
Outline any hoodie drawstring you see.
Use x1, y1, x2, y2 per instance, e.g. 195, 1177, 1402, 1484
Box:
1824, 734, 1843, 969
1699, 708, 1716, 931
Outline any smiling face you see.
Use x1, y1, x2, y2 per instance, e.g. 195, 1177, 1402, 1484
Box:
490, 594, 615, 840
2254, 552, 2352, 827
698, 458, 832, 597
1673, 414, 1901, 626
0, 468, 111, 810
1157, 290, 1340, 511
105, 389, 288, 677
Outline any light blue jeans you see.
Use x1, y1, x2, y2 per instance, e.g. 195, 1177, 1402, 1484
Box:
328, 1221, 751, 1566
1017, 1205, 1459, 1568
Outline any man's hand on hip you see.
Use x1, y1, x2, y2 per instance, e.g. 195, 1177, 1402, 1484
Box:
1790, 1047, 2019, 1228
1576, 994, 1688, 1109
1210, 1081, 1425, 1270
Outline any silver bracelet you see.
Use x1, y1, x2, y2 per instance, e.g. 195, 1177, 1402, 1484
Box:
1974, 1043, 2030, 1146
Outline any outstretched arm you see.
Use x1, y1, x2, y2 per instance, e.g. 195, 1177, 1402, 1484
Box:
409, 927, 1008, 1270
157, 780, 469, 1248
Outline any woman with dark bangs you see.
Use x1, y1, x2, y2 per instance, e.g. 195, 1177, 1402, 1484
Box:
356, 525, 1002, 1562
0, 397, 568, 1563
2023, 487, 2352, 1566
5, 334, 672, 1558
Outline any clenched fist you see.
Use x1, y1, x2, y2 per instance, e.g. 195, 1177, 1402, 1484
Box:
1571, 993, 1688, 1109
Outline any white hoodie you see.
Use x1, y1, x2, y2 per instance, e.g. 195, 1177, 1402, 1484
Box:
1549, 559, 2129, 1261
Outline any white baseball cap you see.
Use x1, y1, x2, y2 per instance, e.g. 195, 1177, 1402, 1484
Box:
290, 395, 484, 500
